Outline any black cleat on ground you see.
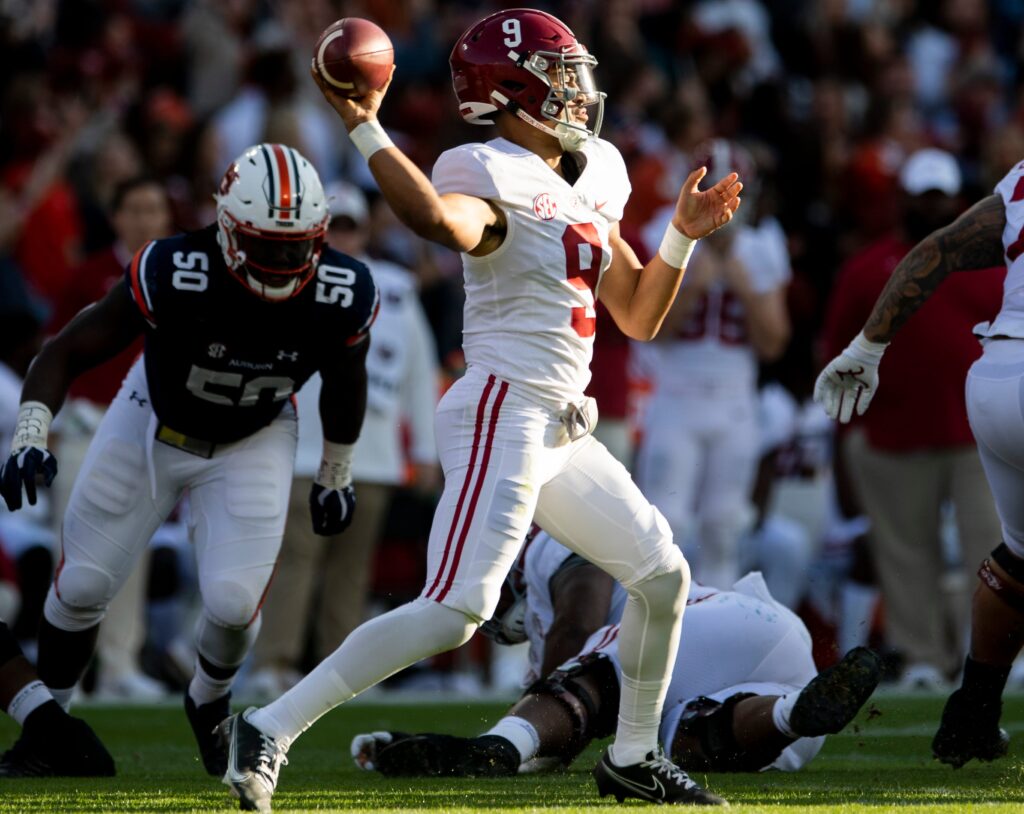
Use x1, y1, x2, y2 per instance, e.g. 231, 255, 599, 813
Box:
185, 691, 232, 777
0, 713, 115, 777
932, 689, 1009, 769
593, 748, 727, 806
354, 731, 519, 777
789, 646, 882, 737
219, 708, 288, 813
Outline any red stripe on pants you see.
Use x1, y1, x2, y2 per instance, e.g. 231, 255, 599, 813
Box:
425, 375, 496, 598
435, 380, 509, 603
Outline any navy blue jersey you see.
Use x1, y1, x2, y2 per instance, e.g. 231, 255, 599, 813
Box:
125, 225, 378, 444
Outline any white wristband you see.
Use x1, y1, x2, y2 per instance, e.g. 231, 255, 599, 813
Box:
11, 401, 52, 452
658, 222, 697, 269
316, 441, 356, 490
349, 120, 394, 161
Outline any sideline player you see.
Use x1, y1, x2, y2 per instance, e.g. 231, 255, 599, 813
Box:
220, 8, 741, 811
0, 143, 378, 778
0, 619, 114, 776
351, 531, 881, 779
815, 159, 1024, 767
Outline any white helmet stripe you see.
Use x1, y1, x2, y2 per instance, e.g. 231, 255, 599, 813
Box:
259, 144, 277, 218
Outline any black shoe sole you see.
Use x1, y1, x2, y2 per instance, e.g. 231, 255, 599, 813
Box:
790, 646, 882, 737
932, 726, 1009, 769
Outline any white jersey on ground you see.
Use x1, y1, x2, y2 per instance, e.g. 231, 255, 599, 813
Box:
976, 160, 1024, 339
635, 216, 791, 396
432, 137, 631, 407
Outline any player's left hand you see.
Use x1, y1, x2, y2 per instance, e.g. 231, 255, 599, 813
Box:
310, 482, 357, 536
0, 446, 58, 511
673, 167, 742, 239
813, 333, 888, 423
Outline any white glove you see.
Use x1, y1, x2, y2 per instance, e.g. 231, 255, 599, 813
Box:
814, 331, 889, 423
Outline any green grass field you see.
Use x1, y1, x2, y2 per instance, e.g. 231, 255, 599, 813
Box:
1, 693, 1022, 813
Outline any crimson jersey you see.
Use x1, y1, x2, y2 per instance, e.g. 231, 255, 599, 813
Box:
124, 225, 378, 444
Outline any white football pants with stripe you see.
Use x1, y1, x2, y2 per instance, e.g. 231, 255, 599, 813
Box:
250, 366, 688, 764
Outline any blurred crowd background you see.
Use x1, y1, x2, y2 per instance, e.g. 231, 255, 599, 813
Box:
2, 0, 1023, 702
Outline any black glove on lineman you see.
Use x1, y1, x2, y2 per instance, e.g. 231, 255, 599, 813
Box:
0, 447, 58, 511
310, 482, 357, 536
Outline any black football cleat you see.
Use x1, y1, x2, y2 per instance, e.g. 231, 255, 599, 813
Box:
789, 646, 882, 737
932, 689, 1009, 769
185, 691, 232, 777
0, 712, 115, 777
351, 730, 519, 777
593, 748, 727, 806
219, 708, 288, 813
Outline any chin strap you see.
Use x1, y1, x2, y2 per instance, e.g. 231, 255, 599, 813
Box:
513, 106, 589, 152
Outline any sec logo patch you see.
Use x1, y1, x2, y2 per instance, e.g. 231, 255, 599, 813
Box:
533, 193, 558, 220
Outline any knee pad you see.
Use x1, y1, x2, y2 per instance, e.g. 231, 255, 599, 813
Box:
195, 610, 261, 669
524, 653, 620, 765
422, 599, 479, 649
44, 581, 107, 632
979, 543, 1024, 614
628, 547, 689, 613
202, 579, 261, 629
673, 693, 785, 773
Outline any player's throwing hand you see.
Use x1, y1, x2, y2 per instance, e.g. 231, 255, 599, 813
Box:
309, 64, 396, 132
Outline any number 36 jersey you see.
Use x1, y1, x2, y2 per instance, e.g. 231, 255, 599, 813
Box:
124, 225, 378, 444
432, 136, 631, 406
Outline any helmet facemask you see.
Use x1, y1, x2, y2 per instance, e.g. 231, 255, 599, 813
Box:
509, 48, 605, 151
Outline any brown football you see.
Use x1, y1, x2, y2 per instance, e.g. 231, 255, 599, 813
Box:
312, 18, 394, 98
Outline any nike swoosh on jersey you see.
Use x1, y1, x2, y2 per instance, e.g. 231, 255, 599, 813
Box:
602, 765, 666, 799
595, 200, 608, 211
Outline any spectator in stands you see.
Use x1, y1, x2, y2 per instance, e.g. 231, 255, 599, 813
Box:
820, 148, 1004, 688
48, 176, 174, 701
248, 183, 440, 697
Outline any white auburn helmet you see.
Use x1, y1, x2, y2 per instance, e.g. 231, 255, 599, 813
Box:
215, 143, 329, 301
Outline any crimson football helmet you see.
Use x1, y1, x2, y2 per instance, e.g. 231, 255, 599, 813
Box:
450, 9, 605, 152
215, 143, 329, 301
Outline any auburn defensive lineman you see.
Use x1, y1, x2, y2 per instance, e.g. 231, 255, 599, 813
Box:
815, 159, 1024, 768
0, 144, 377, 777
220, 10, 740, 811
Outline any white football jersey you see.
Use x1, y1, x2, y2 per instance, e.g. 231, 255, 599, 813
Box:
637, 216, 791, 395
975, 160, 1024, 339
432, 137, 631, 407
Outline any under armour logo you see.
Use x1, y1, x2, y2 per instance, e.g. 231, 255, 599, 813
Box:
208, 343, 226, 359
129, 391, 148, 408
277, 350, 299, 362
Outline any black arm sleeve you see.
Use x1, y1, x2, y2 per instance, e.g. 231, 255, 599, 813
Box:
318, 337, 370, 445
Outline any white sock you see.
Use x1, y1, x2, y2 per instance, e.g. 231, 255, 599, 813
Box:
838, 582, 878, 654
188, 658, 233, 707
609, 559, 688, 767
249, 598, 476, 744
7, 680, 53, 726
771, 692, 800, 738
485, 716, 540, 763
49, 686, 75, 712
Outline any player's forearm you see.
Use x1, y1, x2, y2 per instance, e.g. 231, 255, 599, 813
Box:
365, 148, 459, 248
319, 346, 369, 444
619, 255, 687, 341
863, 194, 1006, 343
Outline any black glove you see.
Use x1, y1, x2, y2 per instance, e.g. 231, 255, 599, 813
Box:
309, 482, 356, 536
0, 447, 58, 511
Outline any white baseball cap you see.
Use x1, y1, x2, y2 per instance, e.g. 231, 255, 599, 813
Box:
326, 181, 369, 224
899, 148, 962, 197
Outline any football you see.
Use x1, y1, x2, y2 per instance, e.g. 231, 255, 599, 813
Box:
312, 18, 394, 98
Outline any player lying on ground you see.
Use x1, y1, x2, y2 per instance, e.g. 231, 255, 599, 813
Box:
815, 158, 1024, 768
219, 8, 740, 811
352, 531, 882, 783
0, 144, 377, 779
0, 619, 113, 777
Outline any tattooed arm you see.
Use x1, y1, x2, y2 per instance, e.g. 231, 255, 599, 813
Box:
863, 195, 1007, 343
